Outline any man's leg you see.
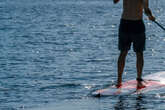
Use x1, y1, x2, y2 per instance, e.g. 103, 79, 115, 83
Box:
117, 51, 128, 87
136, 52, 145, 88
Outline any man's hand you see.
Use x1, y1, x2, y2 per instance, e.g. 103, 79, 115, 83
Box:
148, 15, 155, 21
113, 0, 120, 4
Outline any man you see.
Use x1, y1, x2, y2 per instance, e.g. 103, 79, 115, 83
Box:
114, 0, 155, 89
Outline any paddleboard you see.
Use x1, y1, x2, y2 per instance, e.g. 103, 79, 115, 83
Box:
92, 71, 165, 97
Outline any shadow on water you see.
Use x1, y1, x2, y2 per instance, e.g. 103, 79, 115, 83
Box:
88, 93, 149, 110
114, 95, 147, 110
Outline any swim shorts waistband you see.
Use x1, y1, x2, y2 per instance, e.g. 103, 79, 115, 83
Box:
119, 19, 145, 33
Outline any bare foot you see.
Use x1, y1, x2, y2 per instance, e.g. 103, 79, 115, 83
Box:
137, 82, 146, 89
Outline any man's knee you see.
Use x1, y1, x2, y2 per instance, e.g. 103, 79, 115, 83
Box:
120, 51, 128, 58
136, 52, 144, 60
136, 52, 143, 57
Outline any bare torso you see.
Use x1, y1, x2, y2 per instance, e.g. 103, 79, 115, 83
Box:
122, 0, 143, 20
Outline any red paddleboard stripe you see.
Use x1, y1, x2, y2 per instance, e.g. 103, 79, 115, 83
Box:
121, 80, 165, 89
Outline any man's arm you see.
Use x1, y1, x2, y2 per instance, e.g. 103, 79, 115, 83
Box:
113, 0, 120, 4
143, 0, 155, 21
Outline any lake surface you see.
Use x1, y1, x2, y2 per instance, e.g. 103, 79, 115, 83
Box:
1, 0, 165, 109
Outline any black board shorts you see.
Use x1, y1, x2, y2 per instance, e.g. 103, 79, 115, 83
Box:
118, 19, 146, 52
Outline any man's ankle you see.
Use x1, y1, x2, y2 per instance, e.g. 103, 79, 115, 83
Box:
116, 83, 122, 88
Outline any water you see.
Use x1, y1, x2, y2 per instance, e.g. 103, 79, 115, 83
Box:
1, 0, 165, 109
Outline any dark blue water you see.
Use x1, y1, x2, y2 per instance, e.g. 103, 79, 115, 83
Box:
1, 0, 165, 109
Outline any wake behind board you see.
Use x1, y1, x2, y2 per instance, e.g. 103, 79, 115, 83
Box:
92, 71, 165, 97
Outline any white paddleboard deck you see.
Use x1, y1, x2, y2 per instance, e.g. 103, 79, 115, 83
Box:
92, 71, 165, 96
